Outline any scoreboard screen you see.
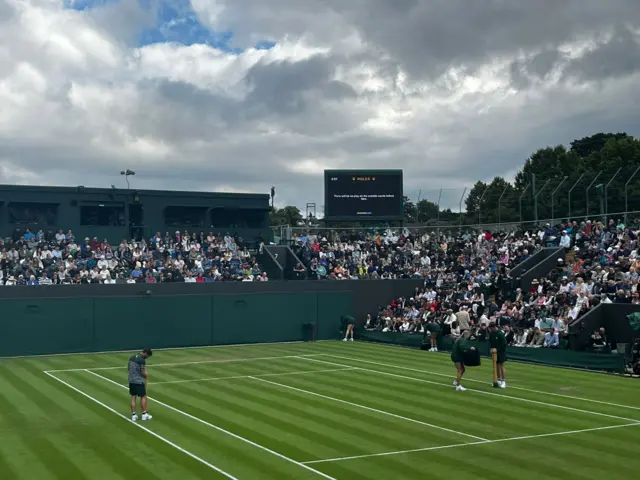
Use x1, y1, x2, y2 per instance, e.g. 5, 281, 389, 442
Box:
324, 170, 404, 221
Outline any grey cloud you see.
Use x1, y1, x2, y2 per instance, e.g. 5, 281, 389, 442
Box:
2, 1, 640, 211
509, 49, 563, 88
0, 0, 14, 24
86, 0, 158, 45
562, 26, 640, 82
325, 0, 640, 79
244, 55, 356, 115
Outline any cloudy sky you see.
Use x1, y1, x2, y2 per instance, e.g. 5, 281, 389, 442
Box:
1, 0, 640, 211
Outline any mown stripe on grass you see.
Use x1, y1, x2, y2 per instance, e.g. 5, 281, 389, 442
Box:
50, 371, 236, 480
175, 374, 441, 457
334, 343, 640, 410
305, 354, 640, 424
308, 367, 616, 434
75, 371, 310, 480
14, 362, 164, 480
286, 369, 553, 437
274, 369, 583, 440
0, 370, 89, 480
0, 447, 18, 480
155, 378, 374, 462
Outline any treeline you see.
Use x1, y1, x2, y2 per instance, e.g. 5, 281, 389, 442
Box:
270, 132, 640, 228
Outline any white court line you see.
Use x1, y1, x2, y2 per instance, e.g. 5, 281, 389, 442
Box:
326, 351, 640, 412
43, 371, 238, 479
86, 370, 337, 480
2, 340, 317, 360
45, 354, 323, 373
302, 422, 640, 464
302, 356, 640, 424
152, 367, 354, 385
249, 376, 488, 442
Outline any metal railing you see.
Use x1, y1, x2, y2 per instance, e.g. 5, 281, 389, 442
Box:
271, 210, 640, 244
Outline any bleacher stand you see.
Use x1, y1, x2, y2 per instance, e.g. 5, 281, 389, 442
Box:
301, 219, 639, 351
0, 229, 266, 285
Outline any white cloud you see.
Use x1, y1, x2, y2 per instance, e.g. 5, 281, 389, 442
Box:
0, 0, 639, 211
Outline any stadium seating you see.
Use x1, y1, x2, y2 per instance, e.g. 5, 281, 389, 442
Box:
0, 229, 266, 284
305, 219, 637, 351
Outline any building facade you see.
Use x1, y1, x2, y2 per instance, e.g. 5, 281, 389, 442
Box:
0, 185, 270, 243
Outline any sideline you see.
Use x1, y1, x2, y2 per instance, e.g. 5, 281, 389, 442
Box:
44, 371, 239, 479
250, 376, 488, 442
45, 353, 324, 373
321, 350, 640, 412
2, 340, 321, 360
301, 356, 640, 424
302, 422, 640, 464
86, 370, 337, 480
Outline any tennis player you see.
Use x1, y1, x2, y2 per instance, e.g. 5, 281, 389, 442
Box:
489, 322, 507, 388
129, 348, 153, 421
451, 331, 475, 391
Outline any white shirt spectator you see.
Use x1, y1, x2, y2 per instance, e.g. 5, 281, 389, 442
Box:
544, 331, 559, 347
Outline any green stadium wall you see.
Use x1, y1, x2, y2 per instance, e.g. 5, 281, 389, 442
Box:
358, 331, 626, 372
0, 280, 421, 357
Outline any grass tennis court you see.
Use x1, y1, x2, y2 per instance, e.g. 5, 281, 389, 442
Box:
1, 341, 639, 480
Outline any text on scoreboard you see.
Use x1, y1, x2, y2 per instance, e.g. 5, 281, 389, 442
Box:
323, 170, 404, 220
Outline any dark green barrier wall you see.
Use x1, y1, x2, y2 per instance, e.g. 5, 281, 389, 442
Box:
0, 280, 421, 357
0, 292, 344, 357
0, 298, 95, 356
358, 331, 626, 372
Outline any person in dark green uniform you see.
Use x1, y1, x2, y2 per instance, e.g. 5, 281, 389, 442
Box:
489, 322, 507, 389
425, 317, 441, 352
342, 315, 355, 342
451, 330, 475, 391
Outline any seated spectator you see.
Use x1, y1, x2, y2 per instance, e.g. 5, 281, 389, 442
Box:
591, 328, 610, 351
0, 228, 263, 285
544, 329, 559, 348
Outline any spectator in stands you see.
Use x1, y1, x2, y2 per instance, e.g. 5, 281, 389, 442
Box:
591, 328, 610, 351
0, 228, 263, 285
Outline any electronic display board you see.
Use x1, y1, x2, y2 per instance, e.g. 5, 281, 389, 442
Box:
324, 170, 403, 221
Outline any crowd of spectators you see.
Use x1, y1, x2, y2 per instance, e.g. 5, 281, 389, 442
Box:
0, 228, 266, 285
311, 217, 638, 352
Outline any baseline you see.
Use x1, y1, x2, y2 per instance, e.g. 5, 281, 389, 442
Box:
326, 351, 640, 412
302, 422, 640, 464
43, 371, 238, 479
249, 376, 488, 442
302, 356, 640, 424
152, 367, 354, 385
86, 370, 337, 480
45, 353, 324, 373
2, 339, 323, 360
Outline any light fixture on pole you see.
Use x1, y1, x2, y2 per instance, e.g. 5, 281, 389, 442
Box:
120, 169, 136, 189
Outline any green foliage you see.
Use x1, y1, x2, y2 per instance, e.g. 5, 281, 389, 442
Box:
268, 133, 640, 227
269, 205, 304, 226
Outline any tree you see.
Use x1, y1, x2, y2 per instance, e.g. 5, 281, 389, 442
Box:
269, 206, 304, 226
570, 133, 628, 159
403, 196, 417, 223
464, 181, 488, 222
416, 199, 440, 223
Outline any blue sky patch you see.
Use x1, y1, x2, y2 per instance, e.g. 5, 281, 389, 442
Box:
63, 0, 275, 52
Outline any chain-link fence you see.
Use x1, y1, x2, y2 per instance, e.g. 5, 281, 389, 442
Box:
404, 167, 640, 225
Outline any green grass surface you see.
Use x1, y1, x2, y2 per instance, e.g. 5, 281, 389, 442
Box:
1, 341, 640, 479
